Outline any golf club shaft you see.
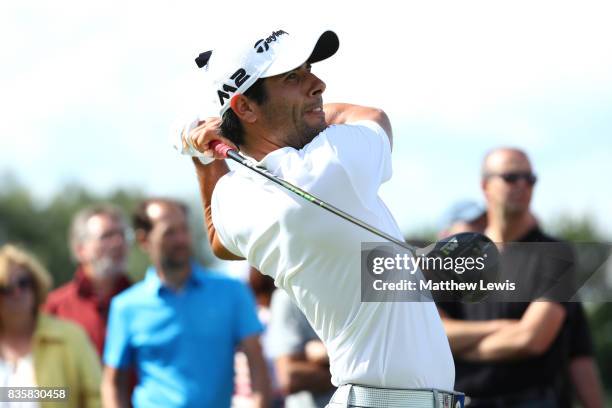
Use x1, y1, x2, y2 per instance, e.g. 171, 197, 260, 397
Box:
211, 141, 417, 253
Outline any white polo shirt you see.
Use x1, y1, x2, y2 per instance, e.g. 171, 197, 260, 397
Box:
211, 120, 454, 389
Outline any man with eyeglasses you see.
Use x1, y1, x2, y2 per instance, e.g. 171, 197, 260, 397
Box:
437, 148, 603, 407
44, 204, 132, 356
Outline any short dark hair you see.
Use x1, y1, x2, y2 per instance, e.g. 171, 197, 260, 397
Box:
220, 78, 268, 146
132, 198, 188, 235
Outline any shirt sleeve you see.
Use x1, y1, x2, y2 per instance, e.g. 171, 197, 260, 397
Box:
266, 290, 316, 358
103, 298, 134, 369
323, 120, 392, 201
233, 281, 264, 343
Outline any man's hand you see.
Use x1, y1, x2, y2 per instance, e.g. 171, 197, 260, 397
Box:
305, 340, 329, 365
173, 116, 238, 163
186, 117, 238, 160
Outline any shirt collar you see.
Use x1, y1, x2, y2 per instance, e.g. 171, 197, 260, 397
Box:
234, 146, 295, 178
75, 267, 95, 297
144, 261, 204, 295
75, 266, 131, 301
517, 224, 544, 242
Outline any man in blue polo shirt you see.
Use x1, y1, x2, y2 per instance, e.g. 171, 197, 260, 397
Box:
101, 198, 271, 408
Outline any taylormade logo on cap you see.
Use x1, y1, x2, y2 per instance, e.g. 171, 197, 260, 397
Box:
254, 30, 288, 53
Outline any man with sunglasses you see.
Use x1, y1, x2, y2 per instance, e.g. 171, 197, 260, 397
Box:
437, 148, 603, 407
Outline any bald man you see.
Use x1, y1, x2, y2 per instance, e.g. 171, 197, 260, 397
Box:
437, 148, 603, 407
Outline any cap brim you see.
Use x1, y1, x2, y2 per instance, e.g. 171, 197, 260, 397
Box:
307, 30, 339, 64
263, 29, 339, 78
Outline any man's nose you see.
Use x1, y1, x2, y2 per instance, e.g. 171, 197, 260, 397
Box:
307, 73, 326, 97
106, 230, 127, 250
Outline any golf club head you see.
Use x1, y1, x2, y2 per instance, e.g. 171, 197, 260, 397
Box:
417, 232, 500, 303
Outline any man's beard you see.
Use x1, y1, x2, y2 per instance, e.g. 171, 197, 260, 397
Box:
263, 103, 327, 150
290, 121, 328, 150
90, 255, 125, 279
160, 247, 191, 272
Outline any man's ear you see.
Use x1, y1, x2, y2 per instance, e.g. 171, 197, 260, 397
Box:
230, 94, 258, 123
480, 177, 488, 193
135, 229, 149, 252
74, 243, 88, 263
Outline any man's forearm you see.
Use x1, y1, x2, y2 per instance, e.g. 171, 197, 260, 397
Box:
192, 158, 243, 260
570, 356, 605, 408
101, 387, 130, 408
245, 351, 271, 408
462, 301, 567, 361
441, 317, 514, 355
461, 321, 550, 361
193, 157, 229, 210
249, 361, 271, 408
323, 103, 393, 147
324, 103, 360, 125
240, 335, 271, 408
101, 369, 131, 408
276, 357, 334, 395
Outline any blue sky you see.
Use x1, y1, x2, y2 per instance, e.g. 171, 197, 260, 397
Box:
1, 0, 611, 238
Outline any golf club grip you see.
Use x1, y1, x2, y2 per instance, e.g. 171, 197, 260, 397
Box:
207, 140, 415, 252
210, 140, 233, 158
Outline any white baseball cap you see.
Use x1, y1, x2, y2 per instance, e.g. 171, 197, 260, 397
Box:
195, 28, 339, 116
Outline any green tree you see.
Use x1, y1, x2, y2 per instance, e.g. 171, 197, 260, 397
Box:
0, 174, 215, 287
548, 215, 612, 399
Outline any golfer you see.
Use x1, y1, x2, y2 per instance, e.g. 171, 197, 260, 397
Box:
179, 28, 459, 408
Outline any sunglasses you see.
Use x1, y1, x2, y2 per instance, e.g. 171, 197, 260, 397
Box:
487, 172, 537, 185
0, 276, 34, 296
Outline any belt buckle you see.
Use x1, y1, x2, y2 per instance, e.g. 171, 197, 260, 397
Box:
439, 391, 465, 408
451, 393, 465, 408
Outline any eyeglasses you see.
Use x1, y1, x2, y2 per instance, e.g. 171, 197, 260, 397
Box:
486, 172, 537, 186
0, 276, 34, 296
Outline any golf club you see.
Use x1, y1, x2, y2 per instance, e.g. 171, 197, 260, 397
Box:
210, 141, 500, 301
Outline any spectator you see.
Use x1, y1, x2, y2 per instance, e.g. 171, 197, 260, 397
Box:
0, 244, 101, 408
44, 204, 131, 356
439, 201, 604, 408
266, 289, 335, 408
437, 200, 486, 239
437, 147, 604, 407
101, 198, 270, 408
234, 266, 284, 407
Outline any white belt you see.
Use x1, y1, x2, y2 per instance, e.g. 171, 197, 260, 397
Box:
329, 384, 465, 408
